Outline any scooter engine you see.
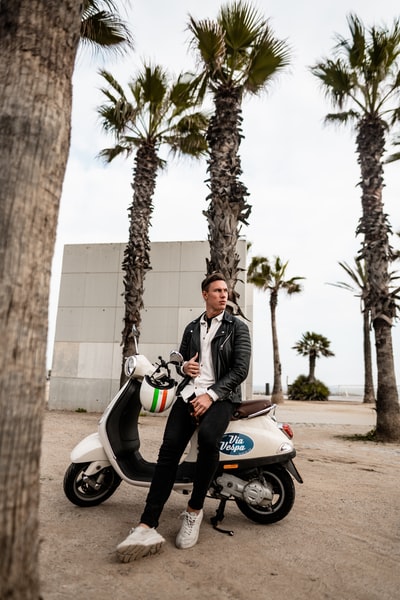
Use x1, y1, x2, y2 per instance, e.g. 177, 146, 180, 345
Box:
214, 473, 274, 506
242, 480, 274, 506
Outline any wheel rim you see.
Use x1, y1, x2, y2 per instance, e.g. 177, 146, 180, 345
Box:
73, 466, 116, 501
246, 471, 285, 515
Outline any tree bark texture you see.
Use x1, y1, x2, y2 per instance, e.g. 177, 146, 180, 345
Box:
205, 87, 250, 305
120, 142, 158, 386
308, 354, 316, 383
356, 117, 400, 440
362, 309, 375, 404
0, 2, 80, 597
269, 291, 284, 403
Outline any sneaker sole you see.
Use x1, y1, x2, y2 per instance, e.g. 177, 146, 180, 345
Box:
117, 541, 164, 563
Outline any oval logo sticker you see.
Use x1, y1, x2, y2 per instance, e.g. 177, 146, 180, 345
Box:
219, 432, 254, 456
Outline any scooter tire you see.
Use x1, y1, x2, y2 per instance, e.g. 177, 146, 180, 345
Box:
63, 462, 122, 507
235, 465, 295, 524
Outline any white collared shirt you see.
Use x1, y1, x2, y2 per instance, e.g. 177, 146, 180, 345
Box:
181, 311, 223, 402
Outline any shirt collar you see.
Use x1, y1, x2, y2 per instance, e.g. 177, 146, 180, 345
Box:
201, 310, 224, 324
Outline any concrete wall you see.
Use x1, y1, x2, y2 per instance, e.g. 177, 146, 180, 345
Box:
49, 240, 253, 411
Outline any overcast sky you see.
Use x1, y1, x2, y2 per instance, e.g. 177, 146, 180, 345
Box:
50, 0, 400, 391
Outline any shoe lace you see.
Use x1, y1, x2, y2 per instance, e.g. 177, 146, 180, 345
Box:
180, 511, 198, 535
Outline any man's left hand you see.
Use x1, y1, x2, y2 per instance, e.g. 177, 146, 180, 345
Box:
190, 393, 213, 418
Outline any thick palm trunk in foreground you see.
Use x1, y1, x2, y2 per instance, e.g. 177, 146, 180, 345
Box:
0, 2, 80, 597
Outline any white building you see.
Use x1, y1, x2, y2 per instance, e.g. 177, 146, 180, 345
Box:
49, 240, 253, 411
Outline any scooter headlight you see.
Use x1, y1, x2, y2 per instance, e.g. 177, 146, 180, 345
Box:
124, 355, 137, 377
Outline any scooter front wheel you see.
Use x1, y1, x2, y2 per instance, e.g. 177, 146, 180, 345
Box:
235, 465, 295, 524
63, 462, 122, 507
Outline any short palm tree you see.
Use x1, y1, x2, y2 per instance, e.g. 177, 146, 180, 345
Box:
188, 1, 290, 307
248, 256, 304, 403
292, 332, 334, 383
329, 259, 375, 404
97, 65, 208, 385
80, 0, 133, 55
311, 13, 400, 441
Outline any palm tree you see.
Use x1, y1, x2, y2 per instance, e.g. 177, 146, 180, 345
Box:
311, 14, 400, 441
0, 2, 81, 595
97, 65, 208, 385
328, 259, 375, 404
248, 256, 303, 403
80, 0, 133, 55
188, 1, 290, 307
292, 332, 335, 383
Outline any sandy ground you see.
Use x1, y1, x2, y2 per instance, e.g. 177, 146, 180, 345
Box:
39, 400, 400, 600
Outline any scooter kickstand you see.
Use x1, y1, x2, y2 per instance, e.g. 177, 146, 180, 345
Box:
210, 499, 234, 536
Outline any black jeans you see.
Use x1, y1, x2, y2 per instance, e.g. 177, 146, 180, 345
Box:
140, 396, 235, 529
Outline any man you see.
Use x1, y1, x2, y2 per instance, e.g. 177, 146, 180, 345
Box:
116, 272, 251, 562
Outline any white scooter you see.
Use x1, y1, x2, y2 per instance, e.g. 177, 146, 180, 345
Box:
63, 328, 303, 532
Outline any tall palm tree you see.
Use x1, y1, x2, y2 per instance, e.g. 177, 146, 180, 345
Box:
329, 259, 375, 404
188, 1, 290, 307
0, 2, 81, 595
248, 256, 304, 403
292, 332, 335, 383
97, 65, 208, 385
311, 14, 400, 441
80, 0, 133, 55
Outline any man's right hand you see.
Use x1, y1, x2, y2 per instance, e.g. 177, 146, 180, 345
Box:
184, 352, 200, 378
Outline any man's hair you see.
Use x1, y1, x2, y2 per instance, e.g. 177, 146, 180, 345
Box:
201, 272, 227, 292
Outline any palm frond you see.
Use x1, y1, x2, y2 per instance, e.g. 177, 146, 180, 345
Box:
219, 1, 266, 51
324, 110, 359, 125
99, 69, 127, 98
80, 0, 133, 55
188, 17, 226, 76
137, 64, 168, 106
246, 29, 291, 93
97, 143, 134, 163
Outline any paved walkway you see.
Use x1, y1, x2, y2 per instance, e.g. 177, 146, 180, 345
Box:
255, 397, 376, 426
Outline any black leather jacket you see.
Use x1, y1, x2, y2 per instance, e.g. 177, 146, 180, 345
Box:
176, 311, 251, 403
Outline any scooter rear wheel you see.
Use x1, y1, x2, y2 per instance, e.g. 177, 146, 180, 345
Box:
63, 462, 122, 507
235, 465, 295, 524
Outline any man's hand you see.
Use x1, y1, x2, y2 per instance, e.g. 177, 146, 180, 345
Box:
190, 393, 213, 418
184, 352, 200, 378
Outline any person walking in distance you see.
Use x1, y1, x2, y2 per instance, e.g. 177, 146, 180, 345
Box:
116, 272, 251, 562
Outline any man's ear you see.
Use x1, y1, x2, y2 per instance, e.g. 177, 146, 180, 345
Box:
202, 289, 208, 301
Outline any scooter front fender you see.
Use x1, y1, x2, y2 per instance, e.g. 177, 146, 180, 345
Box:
70, 432, 109, 464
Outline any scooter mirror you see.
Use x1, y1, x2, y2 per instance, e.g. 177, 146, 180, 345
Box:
124, 355, 137, 377
169, 350, 183, 365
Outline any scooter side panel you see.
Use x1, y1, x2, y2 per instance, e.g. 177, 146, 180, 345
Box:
185, 414, 295, 463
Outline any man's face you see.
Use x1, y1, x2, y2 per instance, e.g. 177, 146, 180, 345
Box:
203, 280, 228, 316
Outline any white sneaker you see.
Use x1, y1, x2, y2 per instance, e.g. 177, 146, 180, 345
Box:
116, 526, 165, 563
175, 510, 203, 549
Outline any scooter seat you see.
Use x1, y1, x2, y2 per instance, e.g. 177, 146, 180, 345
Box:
231, 399, 272, 420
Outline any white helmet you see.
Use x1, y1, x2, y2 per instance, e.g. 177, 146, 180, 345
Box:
140, 374, 176, 413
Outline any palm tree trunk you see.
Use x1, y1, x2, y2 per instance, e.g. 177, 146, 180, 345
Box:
270, 292, 284, 403
205, 87, 250, 304
356, 117, 400, 440
373, 319, 400, 439
0, 2, 80, 597
120, 142, 158, 386
362, 309, 375, 404
308, 354, 316, 383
